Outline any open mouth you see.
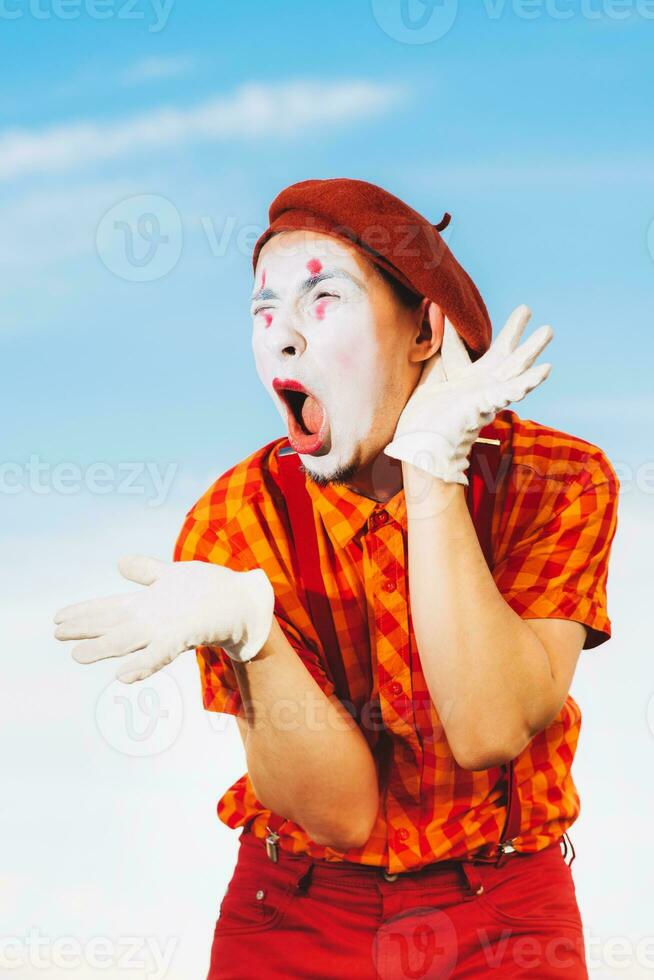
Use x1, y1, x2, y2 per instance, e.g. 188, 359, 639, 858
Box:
272, 378, 331, 455
284, 389, 313, 434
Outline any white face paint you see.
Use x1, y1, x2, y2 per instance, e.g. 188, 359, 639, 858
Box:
251, 230, 420, 484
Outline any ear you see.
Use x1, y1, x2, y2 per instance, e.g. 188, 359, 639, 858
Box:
409, 299, 445, 364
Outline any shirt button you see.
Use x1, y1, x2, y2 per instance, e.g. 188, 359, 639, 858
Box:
255, 889, 266, 901
382, 579, 396, 593
389, 681, 403, 697
382, 870, 399, 882
369, 509, 389, 531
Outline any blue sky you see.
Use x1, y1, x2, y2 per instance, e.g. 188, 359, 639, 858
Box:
1, 0, 653, 479
2, 4, 654, 977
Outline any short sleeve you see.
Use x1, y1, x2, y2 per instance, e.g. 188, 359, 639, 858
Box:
173, 508, 243, 715
173, 505, 336, 713
195, 644, 242, 716
192, 614, 336, 716
492, 463, 619, 650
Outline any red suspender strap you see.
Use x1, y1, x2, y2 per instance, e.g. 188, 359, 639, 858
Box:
466, 431, 521, 859
262, 443, 354, 852
276, 443, 354, 714
275, 432, 521, 860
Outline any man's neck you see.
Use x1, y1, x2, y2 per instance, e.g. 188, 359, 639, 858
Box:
344, 452, 404, 504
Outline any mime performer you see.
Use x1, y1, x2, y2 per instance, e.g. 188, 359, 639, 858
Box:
54, 178, 619, 979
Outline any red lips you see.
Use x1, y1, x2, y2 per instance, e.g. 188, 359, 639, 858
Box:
273, 377, 309, 397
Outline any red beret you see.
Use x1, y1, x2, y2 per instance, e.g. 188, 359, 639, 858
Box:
252, 177, 492, 359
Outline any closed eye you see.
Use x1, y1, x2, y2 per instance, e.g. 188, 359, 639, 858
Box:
252, 292, 338, 316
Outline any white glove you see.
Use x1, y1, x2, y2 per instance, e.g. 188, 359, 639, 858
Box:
384, 305, 553, 485
53, 556, 275, 683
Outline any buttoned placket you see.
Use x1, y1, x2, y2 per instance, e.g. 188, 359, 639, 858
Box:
364, 504, 423, 874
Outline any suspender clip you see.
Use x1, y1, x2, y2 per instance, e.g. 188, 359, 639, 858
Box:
494, 838, 517, 867
265, 827, 280, 863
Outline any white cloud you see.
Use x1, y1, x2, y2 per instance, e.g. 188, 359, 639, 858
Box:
0, 179, 135, 269
0, 79, 407, 183
119, 54, 197, 86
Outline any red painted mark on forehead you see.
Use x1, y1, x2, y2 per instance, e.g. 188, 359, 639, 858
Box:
306, 258, 323, 276
261, 269, 266, 288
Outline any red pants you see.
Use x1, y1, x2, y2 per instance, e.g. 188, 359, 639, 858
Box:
207, 829, 588, 979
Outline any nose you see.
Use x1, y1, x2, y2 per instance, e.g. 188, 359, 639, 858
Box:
263, 310, 306, 359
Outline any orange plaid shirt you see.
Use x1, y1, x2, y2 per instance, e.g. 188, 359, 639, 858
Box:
174, 410, 619, 873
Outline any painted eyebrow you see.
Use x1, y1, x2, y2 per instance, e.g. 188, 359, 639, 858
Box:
250, 267, 364, 304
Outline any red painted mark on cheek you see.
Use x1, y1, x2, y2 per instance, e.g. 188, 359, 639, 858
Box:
314, 300, 328, 320
306, 258, 323, 276
263, 312, 273, 329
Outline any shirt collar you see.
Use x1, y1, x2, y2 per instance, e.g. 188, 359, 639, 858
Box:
305, 475, 407, 550
282, 415, 505, 551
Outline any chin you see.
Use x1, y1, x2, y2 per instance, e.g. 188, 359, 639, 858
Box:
299, 441, 360, 487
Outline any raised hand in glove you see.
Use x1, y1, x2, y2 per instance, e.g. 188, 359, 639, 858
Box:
384, 305, 553, 485
54, 556, 275, 683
